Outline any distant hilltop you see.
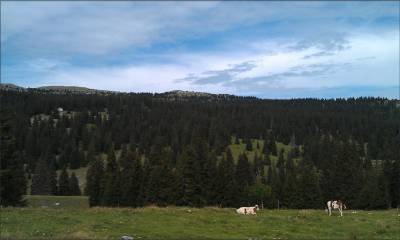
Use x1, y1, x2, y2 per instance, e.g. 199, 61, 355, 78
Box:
0, 83, 239, 99
0, 83, 116, 95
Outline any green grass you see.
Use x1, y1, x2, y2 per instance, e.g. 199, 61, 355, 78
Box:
1, 206, 399, 240
228, 138, 299, 165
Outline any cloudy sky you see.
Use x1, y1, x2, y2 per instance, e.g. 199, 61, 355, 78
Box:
1, 1, 399, 99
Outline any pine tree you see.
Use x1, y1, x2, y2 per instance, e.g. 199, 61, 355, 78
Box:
246, 182, 271, 209
69, 173, 81, 196
282, 156, 298, 208
215, 148, 238, 207
85, 155, 104, 207
263, 140, 270, 158
269, 135, 278, 156
176, 146, 204, 207
102, 146, 120, 206
69, 143, 80, 169
297, 159, 322, 209
0, 109, 27, 206
120, 150, 142, 207
58, 168, 70, 196
31, 155, 52, 195
236, 153, 254, 205
388, 160, 400, 208
245, 138, 253, 151
49, 162, 58, 195
202, 152, 219, 205
357, 169, 389, 209
269, 165, 282, 209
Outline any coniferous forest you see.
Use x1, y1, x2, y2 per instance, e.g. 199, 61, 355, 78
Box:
1, 88, 399, 210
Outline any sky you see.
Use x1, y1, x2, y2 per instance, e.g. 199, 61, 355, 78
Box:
1, 1, 399, 99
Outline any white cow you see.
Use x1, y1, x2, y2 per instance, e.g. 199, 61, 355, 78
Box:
236, 205, 259, 215
327, 200, 346, 217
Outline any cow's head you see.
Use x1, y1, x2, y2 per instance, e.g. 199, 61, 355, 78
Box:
254, 204, 259, 211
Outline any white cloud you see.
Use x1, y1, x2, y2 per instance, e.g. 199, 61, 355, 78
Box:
2, 2, 397, 55
2, 1, 398, 98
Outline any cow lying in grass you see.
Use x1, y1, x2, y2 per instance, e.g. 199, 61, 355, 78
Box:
327, 200, 346, 217
236, 205, 259, 215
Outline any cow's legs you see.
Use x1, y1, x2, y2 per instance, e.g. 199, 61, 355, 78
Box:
339, 208, 343, 217
328, 206, 332, 216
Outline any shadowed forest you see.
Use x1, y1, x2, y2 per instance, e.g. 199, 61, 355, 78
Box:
1, 89, 399, 209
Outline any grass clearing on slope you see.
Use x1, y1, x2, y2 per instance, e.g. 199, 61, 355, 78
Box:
228, 138, 297, 164
1, 207, 399, 239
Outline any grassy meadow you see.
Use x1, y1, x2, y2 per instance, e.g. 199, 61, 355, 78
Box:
1, 196, 399, 240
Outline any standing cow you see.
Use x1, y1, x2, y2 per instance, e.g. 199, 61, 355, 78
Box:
236, 205, 259, 215
327, 200, 346, 217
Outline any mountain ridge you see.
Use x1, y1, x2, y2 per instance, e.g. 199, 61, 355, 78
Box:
0, 83, 238, 99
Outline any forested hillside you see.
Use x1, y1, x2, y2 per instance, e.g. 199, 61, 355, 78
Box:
1, 87, 399, 209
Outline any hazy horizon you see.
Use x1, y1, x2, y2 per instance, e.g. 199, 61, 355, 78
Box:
1, 1, 399, 99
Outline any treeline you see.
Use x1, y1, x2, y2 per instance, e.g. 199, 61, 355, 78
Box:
85, 134, 398, 209
30, 155, 81, 196
0, 90, 399, 209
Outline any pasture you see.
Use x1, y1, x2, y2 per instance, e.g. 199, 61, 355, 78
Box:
1, 196, 399, 240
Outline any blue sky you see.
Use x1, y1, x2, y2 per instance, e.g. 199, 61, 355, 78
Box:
1, 1, 399, 99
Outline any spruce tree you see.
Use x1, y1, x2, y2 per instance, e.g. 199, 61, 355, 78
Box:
176, 146, 204, 207
216, 148, 238, 207
31, 155, 52, 195
269, 135, 278, 156
85, 155, 104, 207
388, 160, 400, 208
202, 152, 219, 205
297, 159, 322, 209
0, 109, 26, 206
357, 169, 389, 209
263, 140, 270, 159
246, 182, 271, 209
236, 153, 253, 205
120, 150, 142, 207
69, 144, 80, 169
282, 156, 298, 208
245, 138, 253, 151
69, 173, 81, 196
102, 146, 120, 206
49, 162, 58, 195
58, 168, 70, 196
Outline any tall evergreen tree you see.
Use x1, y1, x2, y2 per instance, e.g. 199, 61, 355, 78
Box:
58, 168, 70, 196
120, 150, 142, 207
176, 146, 204, 207
102, 146, 120, 206
245, 138, 253, 151
215, 148, 238, 207
69, 144, 80, 169
296, 159, 322, 209
0, 109, 26, 206
69, 173, 81, 196
49, 161, 58, 195
269, 135, 278, 156
282, 156, 298, 208
357, 169, 389, 209
31, 155, 52, 195
85, 155, 104, 207
236, 153, 253, 205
